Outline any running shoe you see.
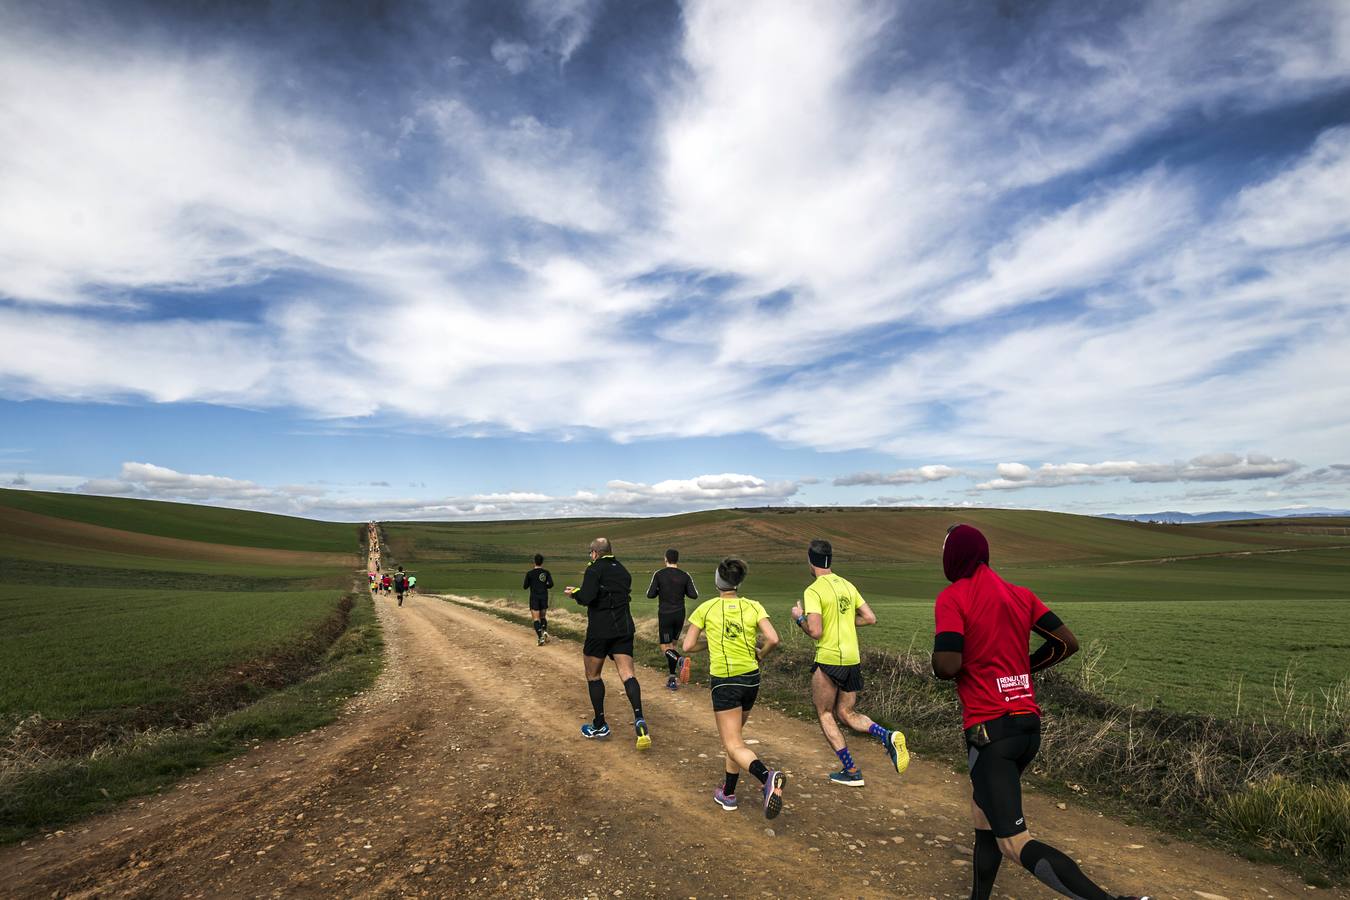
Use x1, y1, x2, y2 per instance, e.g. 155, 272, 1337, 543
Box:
713, 786, 738, 811
677, 655, 692, 684
828, 768, 865, 787
666, 674, 678, 692
762, 770, 786, 819
542, 631, 550, 644
635, 718, 652, 750
581, 722, 610, 739
537, 634, 545, 646
884, 729, 910, 776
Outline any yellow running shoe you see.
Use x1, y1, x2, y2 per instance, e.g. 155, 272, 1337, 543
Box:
886, 729, 910, 775
635, 718, 652, 750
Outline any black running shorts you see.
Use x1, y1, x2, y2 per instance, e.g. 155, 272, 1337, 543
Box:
812, 662, 864, 693
529, 597, 549, 611
658, 610, 686, 644
967, 715, 1041, 837
710, 671, 761, 712
583, 632, 635, 659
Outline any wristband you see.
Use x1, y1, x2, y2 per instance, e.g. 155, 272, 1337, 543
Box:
795, 614, 807, 626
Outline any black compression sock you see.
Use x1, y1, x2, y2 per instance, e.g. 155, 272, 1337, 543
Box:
623, 676, 644, 720
723, 772, 739, 795
540, 614, 547, 631
533, 619, 543, 636
665, 649, 679, 674
748, 759, 769, 784
587, 679, 606, 725
1019, 840, 1113, 900
971, 829, 1001, 900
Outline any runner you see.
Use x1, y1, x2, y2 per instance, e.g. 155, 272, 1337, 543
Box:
645, 547, 698, 690
394, 566, 408, 607
523, 553, 554, 646
407, 574, 416, 594
563, 538, 651, 750
933, 524, 1151, 900
789, 538, 909, 786
682, 557, 785, 819
369, 572, 377, 594
381, 573, 392, 595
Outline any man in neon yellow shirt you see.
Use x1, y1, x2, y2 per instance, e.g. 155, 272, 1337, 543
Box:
683, 557, 785, 818
790, 538, 909, 787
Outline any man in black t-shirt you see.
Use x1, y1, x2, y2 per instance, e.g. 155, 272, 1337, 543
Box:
646, 547, 699, 690
522, 553, 554, 645
565, 537, 651, 750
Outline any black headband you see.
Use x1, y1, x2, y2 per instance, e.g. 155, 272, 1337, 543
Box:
808, 547, 831, 568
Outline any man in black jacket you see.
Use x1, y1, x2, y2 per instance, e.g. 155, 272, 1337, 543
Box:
522, 553, 554, 645
646, 547, 698, 690
565, 537, 651, 750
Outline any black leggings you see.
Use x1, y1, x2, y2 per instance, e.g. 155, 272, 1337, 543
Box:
968, 729, 1040, 838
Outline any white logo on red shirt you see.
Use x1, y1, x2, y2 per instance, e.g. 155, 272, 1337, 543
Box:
996, 673, 1032, 702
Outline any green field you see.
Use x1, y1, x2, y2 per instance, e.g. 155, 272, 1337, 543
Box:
383, 508, 1350, 719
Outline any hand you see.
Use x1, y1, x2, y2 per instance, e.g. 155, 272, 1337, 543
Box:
564, 586, 578, 596
790, 603, 803, 620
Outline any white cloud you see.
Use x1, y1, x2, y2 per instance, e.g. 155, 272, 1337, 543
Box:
974, 454, 1302, 491
834, 465, 961, 487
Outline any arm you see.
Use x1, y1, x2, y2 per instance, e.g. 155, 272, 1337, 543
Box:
791, 588, 825, 640
755, 617, 780, 662
685, 573, 698, 600
855, 601, 877, 626
570, 565, 602, 606
682, 622, 705, 655
646, 571, 660, 599
545, 571, 554, 590
931, 590, 964, 680
1030, 610, 1078, 673
523, 572, 532, 590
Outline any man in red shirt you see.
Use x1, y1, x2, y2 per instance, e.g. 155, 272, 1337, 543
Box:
933, 524, 1149, 900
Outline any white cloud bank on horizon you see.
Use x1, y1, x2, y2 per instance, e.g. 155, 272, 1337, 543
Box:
974, 453, 1302, 491
67, 462, 803, 520
0, 1, 1348, 475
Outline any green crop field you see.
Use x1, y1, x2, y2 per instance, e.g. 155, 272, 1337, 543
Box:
382, 509, 1350, 719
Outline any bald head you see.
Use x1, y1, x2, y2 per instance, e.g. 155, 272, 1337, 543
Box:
590, 537, 612, 555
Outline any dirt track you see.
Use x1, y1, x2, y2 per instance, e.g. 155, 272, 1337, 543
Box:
2, 576, 1340, 898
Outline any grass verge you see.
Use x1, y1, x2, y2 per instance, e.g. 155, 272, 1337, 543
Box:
0, 591, 383, 844
436, 592, 1349, 885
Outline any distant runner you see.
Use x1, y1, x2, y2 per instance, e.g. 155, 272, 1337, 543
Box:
523, 553, 555, 646
407, 574, 416, 594
933, 524, 1151, 900
646, 547, 699, 690
564, 538, 650, 750
369, 572, 377, 594
790, 538, 908, 786
394, 567, 408, 606
682, 557, 785, 818
381, 573, 392, 595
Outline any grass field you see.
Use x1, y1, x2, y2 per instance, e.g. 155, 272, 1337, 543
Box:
383, 509, 1350, 719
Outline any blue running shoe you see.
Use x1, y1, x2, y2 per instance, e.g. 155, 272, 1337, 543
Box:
635, 718, 652, 750
829, 768, 865, 787
713, 786, 738, 810
885, 730, 910, 776
581, 722, 610, 739
762, 770, 786, 819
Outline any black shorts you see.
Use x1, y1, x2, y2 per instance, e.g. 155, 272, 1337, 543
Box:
583, 632, 635, 659
710, 671, 760, 712
812, 662, 863, 693
658, 610, 685, 644
529, 597, 549, 611
967, 715, 1041, 837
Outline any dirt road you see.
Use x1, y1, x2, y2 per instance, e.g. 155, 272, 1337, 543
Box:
2, 584, 1338, 899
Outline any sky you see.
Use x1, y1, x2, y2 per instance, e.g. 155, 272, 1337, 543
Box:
2, 0, 1349, 522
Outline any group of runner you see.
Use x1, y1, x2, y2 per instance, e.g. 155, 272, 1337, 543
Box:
522, 529, 1150, 900
369, 565, 415, 606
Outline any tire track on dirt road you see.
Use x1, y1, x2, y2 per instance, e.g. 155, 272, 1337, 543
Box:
2, 581, 1339, 898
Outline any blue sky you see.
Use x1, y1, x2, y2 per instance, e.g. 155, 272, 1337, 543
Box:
2, 0, 1348, 520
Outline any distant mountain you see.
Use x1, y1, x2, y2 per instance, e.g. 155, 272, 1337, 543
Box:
1103, 507, 1350, 524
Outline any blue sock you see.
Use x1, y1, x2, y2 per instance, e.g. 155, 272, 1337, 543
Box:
835, 746, 856, 771
869, 723, 890, 743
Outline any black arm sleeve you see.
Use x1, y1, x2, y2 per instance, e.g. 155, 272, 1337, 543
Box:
685, 572, 698, 600
934, 631, 964, 653
523, 572, 531, 590
1029, 611, 1068, 673
574, 566, 601, 606
646, 571, 660, 599
545, 571, 554, 590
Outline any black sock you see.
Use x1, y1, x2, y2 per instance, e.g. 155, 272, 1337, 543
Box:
665, 649, 679, 674
1019, 840, 1113, 900
623, 676, 643, 720
533, 619, 543, 635
540, 614, 547, 631
587, 679, 606, 726
748, 759, 769, 784
971, 829, 1001, 900
723, 772, 739, 795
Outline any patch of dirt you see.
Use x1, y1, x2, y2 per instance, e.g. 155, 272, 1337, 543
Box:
2, 562, 1342, 898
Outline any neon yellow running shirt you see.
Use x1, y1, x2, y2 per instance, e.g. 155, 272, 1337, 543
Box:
689, 594, 769, 678
803, 574, 864, 666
